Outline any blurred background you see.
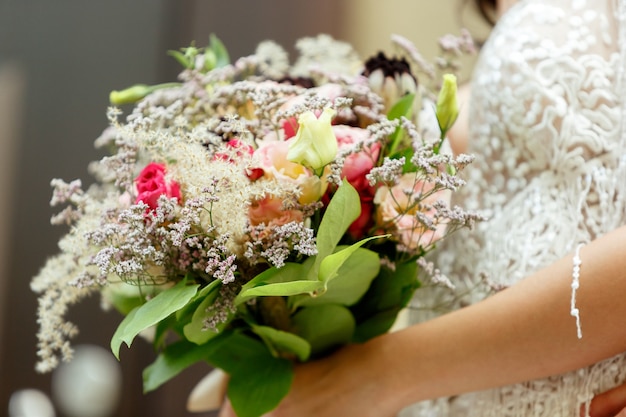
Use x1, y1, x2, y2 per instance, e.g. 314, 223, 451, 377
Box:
0, 1, 488, 416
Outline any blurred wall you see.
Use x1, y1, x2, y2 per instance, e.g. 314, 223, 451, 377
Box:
0, 1, 485, 416
0, 1, 181, 415
0, 61, 24, 376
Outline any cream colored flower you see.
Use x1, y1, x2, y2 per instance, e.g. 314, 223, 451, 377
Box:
287, 107, 338, 172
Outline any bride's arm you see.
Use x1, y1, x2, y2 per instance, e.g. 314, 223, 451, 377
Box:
381, 225, 626, 407
253, 224, 626, 417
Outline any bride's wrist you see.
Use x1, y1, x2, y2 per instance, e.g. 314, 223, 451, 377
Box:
354, 331, 420, 414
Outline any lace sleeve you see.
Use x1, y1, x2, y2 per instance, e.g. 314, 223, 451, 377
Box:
440, 0, 626, 291
403, 3, 626, 417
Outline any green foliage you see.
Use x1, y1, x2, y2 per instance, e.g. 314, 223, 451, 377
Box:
386, 93, 415, 157
308, 180, 362, 279
146, 331, 294, 417
351, 260, 420, 343
206, 332, 293, 417
292, 304, 356, 356
183, 280, 233, 345
143, 339, 213, 392
106, 291, 144, 316
290, 246, 379, 308
235, 262, 318, 304
110, 279, 199, 359
236, 181, 383, 305
251, 324, 311, 361
167, 34, 230, 72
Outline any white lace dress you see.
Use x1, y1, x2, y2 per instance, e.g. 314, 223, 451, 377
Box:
402, 0, 626, 416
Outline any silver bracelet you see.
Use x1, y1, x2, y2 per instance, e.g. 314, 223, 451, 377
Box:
571, 243, 584, 339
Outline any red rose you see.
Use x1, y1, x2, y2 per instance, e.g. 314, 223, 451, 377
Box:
333, 125, 380, 198
135, 162, 181, 210
347, 200, 374, 240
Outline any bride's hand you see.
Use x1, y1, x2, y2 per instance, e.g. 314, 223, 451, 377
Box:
588, 382, 626, 417
218, 340, 399, 417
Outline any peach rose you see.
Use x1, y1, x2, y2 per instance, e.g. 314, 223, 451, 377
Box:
254, 140, 327, 204
248, 196, 304, 227
374, 173, 450, 251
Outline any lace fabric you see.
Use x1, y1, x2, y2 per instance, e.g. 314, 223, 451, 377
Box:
402, 0, 626, 416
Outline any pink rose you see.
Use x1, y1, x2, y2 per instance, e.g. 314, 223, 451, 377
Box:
282, 117, 299, 140
333, 125, 380, 198
374, 173, 450, 252
135, 162, 181, 210
248, 196, 304, 228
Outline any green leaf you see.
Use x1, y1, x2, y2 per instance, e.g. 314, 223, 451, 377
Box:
239, 280, 324, 300
239, 262, 305, 292
209, 33, 230, 68
317, 236, 382, 286
352, 309, 403, 343
110, 279, 199, 359
292, 304, 355, 356
387, 93, 415, 121
351, 260, 420, 343
236, 262, 323, 304
176, 279, 221, 323
106, 292, 144, 316
386, 93, 415, 155
205, 332, 293, 417
308, 180, 361, 280
143, 339, 211, 392
292, 247, 380, 308
390, 146, 417, 174
153, 313, 177, 349
251, 325, 311, 362
228, 358, 292, 417
167, 49, 192, 69
183, 281, 233, 345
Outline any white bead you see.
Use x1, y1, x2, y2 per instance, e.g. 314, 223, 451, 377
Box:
571, 243, 585, 338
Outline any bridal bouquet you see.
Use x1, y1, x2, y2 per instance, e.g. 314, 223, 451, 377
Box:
32, 33, 480, 417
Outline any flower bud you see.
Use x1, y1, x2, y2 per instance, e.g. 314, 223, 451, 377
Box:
109, 84, 152, 105
287, 107, 338, 172
435, 74, 459, 135
109, 82, 180, 105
